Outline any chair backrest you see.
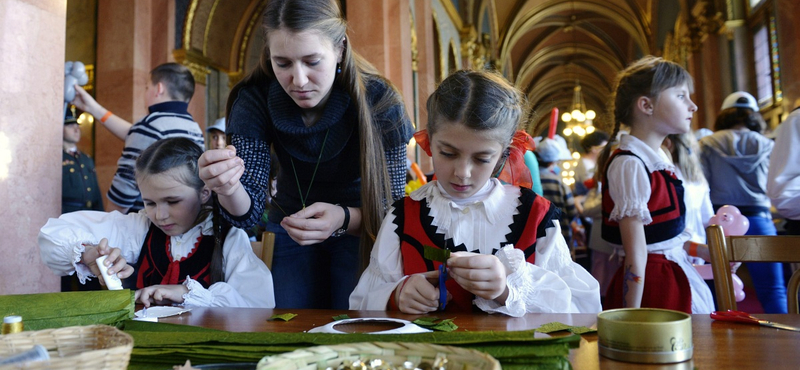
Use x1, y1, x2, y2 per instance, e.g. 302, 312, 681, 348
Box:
706, 224, 800, 313
250, 231, 276, 270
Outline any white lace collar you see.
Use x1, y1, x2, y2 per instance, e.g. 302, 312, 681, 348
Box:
618, 134, 675, 173
409, 178, 519, 231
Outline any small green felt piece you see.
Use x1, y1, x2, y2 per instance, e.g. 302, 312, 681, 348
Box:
269, 313, 297, 322
423, 245, 450, 263
535, 322, 596, 334
413, 317, 458, 332
332, 314, 350, 321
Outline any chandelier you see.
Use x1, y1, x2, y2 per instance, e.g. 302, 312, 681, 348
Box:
561, 82, 596, 137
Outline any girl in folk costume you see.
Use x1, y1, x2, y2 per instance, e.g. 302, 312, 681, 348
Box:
600, 56, 714, 313
349, 70, 601, 316
39, 138, 275, 308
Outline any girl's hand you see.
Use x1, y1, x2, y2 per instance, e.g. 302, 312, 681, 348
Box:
396, 271, 442, 314
280, 202, 344, 245
447, 252, 509, 303
135, 285, 189, 307
80, 238, 134, 285
198, 146, 245, 197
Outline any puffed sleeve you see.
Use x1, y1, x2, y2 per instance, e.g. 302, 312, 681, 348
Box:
181, 227, 275, 308
38, 210, 150, 284
474, 220, 602, 316
606, 155, 652, 224
349, 209, 406, 310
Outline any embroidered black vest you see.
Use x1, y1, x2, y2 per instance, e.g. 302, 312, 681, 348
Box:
601, 150, 686, 245
136, 224, 217, 289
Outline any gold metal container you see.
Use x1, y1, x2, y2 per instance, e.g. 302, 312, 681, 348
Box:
597, 308, 692, 364
1, 316, 23, 335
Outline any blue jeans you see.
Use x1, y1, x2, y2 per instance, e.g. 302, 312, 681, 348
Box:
743, 216, 788, 314
266, 221, 360, 309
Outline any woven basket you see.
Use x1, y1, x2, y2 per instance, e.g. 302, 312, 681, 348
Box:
0, 325, 133, 370
256, 342, 500, 370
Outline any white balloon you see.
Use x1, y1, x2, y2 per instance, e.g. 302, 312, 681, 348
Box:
70, 62, 89, 86
64, 75, 78, 102
65, 61, 73, 74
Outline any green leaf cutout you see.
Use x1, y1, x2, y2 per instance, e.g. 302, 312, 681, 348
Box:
413, 316, 458, 332
535, 321, 597, 335
423, 245, 450, 263
331, 314, 350, 321
269, 313, 297, 322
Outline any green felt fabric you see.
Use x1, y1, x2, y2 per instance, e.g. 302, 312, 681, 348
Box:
0, 290, 134, 330
121, 321, 579, 370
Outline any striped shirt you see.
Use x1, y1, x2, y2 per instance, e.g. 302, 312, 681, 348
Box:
107, 101, 204, 211
539, 168, 577, 243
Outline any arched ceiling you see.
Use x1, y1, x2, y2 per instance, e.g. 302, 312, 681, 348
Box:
489, 0, 656, 134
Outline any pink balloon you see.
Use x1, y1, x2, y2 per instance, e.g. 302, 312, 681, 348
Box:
709, 205, 750, 236
694, 264, 713, 280
732, 273, 746, 302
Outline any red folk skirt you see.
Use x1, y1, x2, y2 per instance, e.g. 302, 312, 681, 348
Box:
604, 254, 692, 314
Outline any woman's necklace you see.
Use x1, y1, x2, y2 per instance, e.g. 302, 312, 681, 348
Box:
288, 128, 330, 210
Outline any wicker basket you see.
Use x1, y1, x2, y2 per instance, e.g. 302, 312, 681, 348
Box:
0, 325, 133, 370
256, 342, 500, 370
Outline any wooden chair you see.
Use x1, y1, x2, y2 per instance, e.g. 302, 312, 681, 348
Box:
250, 231, 276, 270
706, 224, 800, 313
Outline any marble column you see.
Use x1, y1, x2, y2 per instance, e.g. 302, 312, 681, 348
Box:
346, 0, 414, 116
413, 0, 436, 174
0, 0, 65, 294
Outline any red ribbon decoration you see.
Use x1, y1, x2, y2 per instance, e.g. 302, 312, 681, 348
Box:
414, 130, 432, 156
548, 107, 559, 139
497, 130, 536, 189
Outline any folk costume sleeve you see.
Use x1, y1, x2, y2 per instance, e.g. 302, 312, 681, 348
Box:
474, 220, 602, 316
606, 155, 652, 224
182, 227, 276, 308
38, 210, 150, 284
348, 209, 405, 310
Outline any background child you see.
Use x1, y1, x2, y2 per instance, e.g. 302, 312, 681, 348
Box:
664, 132, 713, 245
349, 70, 601, 316
535, 136, 579, 247
600, 56, 714, 314
71, 63, 205, 214
39, 138, 275, 308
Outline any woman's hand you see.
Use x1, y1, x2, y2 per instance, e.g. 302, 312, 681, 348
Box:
447, 252, 509, 303
135, 284, 189, 307
396, 271, 442, 314
80, 238, 134, 286
280, 202, 348, 245
198, 146, 246, 197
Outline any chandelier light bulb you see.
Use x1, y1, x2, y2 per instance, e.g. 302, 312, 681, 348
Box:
586, 110, 596, 120
572, 152, 580, 159
564, 162, 571, 169
574, 126, 585, 136
586, 125, 596, 134
563, 128, 573, 136
562, 112, 572, 122
571, 109, 581, 118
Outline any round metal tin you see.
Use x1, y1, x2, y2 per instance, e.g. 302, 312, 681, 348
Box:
597, 308, 693, 364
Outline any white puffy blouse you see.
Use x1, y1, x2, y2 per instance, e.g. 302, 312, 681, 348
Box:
38, 210, 275, 308
349, 179, 602, 316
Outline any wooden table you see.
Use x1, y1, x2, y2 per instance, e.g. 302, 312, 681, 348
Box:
157, 308, 800, 369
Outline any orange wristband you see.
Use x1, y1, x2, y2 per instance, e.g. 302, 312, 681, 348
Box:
100, 111, 113, 123
688, 241, 699, 257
